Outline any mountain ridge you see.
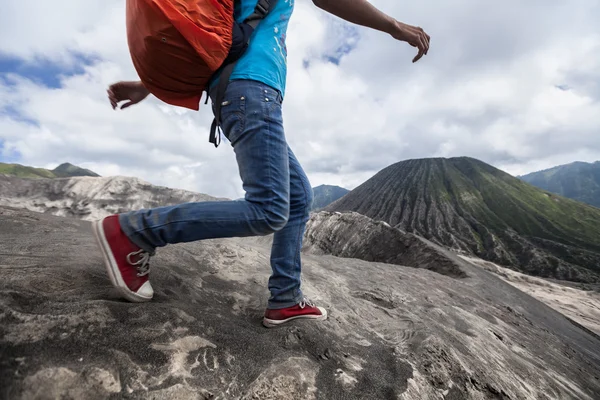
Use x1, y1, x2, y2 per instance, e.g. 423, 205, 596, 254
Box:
52, 162, 100, 178
5, 157, 600, 285
325, 156, 600, 283
519, 160, 600, 208
0, 162, 100, 179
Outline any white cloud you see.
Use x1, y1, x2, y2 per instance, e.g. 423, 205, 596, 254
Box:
1, 0, 600, 199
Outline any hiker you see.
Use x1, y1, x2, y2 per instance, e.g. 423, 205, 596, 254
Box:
94, 0, 430, 328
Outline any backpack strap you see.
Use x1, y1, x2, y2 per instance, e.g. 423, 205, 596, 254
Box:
209, 0, 279, 147
245, 0, 275, 28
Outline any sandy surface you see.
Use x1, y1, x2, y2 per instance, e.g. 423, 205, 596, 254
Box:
460, 255, 600, 337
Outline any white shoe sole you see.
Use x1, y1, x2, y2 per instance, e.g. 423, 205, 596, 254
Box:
262, 307, 328, 328
92, 219, 152, 303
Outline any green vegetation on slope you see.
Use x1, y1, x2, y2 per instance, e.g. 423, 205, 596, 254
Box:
0, 163, 56, 179
450, 158, 600, 251
519, 161, 600, 208
0, 162, 99, 179
326, 156, 600, 283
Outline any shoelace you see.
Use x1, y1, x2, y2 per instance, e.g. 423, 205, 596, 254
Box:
126, 249, 151, 277
298, 297, 315, 309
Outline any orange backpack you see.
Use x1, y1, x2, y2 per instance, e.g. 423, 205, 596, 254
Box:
126, 0, 277, 146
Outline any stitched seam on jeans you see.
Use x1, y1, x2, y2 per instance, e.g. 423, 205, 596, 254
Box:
290, 165, 311, 300
129, 217, 270, 235
224, 96, 246, 145
264, 93, 275, 220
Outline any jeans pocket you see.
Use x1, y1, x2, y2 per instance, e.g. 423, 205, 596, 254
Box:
262, 89, 283, 123
220, 94, 246, 145
261, 86, 283, 106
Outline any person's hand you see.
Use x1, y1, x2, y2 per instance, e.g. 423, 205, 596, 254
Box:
390, 21, 430, 63
107, 81, 150, 110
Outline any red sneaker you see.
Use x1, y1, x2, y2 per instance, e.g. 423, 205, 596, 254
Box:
92, 215, 153, 302
263, 298, 328, 328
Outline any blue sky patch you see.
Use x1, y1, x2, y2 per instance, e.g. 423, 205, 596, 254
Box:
322, 43, 356, 65
0, 104, 38, 127
0, 139, 21, 163
0, 52, 98, 89
321, 25, 360, 66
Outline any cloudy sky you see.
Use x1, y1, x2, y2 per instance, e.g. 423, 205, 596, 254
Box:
1, 0, 599, 199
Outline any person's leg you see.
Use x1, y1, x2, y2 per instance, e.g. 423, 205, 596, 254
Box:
118, 80, 290, 251
262, 147, 328, 327
93, 80, 291, 301
267, 146, 313, 309
95, 78, 327, 325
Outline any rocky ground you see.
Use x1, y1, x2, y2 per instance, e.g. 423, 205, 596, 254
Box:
303, 211, 468, 278
461, 255, 600, 338
304, 210, 600, 339
0, 175, 226, 221
2, 206, 600, 399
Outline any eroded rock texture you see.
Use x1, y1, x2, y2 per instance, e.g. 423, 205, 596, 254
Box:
2, 206, 600, 399
304, 211, 467, 278
0, 175, 226, 221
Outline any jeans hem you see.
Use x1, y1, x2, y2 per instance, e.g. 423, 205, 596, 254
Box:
267, 292, 304, 310
118, 213, 157, 255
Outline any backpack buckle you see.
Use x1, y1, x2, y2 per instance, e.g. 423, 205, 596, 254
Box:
255, 0, 271, 17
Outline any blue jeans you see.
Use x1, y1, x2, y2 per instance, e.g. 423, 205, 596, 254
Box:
118, 79, 314, 309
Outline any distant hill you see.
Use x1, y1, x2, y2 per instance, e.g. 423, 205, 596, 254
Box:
0, 163, 56, 179
326, 156, 600, 283
52, 163, 100, 178
311, 185, 349, 210
519, 161, 600, 208
0, 162, 100, 179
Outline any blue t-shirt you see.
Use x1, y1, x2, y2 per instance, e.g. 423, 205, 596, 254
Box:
229, 0, 294, 96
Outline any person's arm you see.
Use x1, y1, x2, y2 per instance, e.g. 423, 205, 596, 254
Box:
312, 0, 430, 62
107, 81, 151, 110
